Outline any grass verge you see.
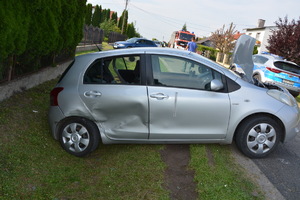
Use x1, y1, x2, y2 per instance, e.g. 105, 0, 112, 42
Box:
190, 144, 263, 199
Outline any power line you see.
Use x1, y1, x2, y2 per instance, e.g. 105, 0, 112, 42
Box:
129, 3, 213, 33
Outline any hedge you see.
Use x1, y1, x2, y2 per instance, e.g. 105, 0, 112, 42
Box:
0, 0, 87, 82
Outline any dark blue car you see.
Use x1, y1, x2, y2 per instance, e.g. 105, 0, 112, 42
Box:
113, 38, 157, 49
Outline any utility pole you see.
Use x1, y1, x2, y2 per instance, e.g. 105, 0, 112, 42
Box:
121, 0, 129, 34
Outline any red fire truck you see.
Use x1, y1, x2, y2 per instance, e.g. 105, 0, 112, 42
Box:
169, 30, 196, 49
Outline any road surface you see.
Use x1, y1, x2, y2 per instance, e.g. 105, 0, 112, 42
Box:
253, 132, 300, 200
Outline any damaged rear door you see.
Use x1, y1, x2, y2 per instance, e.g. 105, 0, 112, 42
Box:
78, 54, 149, 140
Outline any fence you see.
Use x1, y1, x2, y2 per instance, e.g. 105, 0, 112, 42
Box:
108, 32, 127, 43
81, 25, 104, 45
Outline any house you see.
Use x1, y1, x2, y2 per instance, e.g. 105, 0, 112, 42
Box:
233, 31, 245, 40
196, 37, 215, 48
245, 19, 277, 54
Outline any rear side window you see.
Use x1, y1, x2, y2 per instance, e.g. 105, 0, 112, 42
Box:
274, 61, 300, 74
83, 55, 141, 84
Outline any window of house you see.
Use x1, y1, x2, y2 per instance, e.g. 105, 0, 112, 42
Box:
256, 32, 261, 40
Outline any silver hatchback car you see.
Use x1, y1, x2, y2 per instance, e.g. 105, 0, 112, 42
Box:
48, 35, 300, 158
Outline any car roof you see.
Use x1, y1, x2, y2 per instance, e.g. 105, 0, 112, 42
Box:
255, 54, 298, 65
80, 47, 231, 76
254, 54, 283, 61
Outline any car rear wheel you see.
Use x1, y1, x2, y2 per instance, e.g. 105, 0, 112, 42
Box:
58, 117, 100, 157
235, 116, 280, 158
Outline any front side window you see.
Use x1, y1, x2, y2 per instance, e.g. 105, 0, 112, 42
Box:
84, 55, 141, 84
151, 55, 222, 90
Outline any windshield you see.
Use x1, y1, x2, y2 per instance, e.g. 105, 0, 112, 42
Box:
179, 33, 194, 41
126, 38, 138, 43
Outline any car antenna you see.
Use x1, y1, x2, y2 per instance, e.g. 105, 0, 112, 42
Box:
94, 42, 102, 51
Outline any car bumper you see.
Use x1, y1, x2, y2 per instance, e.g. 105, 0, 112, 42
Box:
263, 77, 300, 93
48, 106, 65, 140
279, 104, 300, 142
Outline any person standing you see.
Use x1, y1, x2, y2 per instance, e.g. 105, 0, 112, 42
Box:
185, 37, 197, 52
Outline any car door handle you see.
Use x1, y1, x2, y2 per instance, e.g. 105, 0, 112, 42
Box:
150, 93, 169, 100
84, 91, 102, 98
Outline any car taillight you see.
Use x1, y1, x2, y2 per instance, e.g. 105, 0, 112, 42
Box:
50, 87, 64, 106
266, 67, 281, 73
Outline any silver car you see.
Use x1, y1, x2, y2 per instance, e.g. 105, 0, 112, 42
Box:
48, 35, 300, 158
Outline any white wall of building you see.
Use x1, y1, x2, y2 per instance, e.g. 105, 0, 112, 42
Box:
245, 26, 277, 54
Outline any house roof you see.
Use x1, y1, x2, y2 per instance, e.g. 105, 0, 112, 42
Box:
245, 26, 277, 31
197, 37, 212, 44
233, 32, 245, 40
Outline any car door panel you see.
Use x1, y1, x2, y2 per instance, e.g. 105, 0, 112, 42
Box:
79, 85, 149, 140
148, 86, 230, 140
78, 55, 149, 140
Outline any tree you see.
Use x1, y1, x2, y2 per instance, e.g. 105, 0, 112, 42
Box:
126, 23, 135, 38
91, 5, 101, 27
0, 0, 30, 80
111, 12, 118, 24
211, 22, 237, 54
182, 23, 187, 31
267, 16, 300, 64
85, 3, 93, 25
100, 19, 121, 38
118, 10, 128, 34
0, 0, 87, 82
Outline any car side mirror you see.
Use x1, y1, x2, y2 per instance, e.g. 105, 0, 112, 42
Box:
210, 79, 224, 91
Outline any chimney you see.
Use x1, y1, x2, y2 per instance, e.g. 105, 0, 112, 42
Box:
257, 19, 265, 28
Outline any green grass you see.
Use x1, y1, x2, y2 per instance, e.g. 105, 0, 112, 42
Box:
75, 42, 114, 56
190, 145, 263, 200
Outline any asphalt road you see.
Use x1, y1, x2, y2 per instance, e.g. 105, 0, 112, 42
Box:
253, 132, 300, 200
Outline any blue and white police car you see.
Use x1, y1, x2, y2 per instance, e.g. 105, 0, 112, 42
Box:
231, 52, 300, 97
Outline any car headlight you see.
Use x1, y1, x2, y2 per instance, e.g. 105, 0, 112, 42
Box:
267, 89, 296, 107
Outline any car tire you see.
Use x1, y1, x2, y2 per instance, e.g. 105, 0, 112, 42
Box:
58, 117, 100, 157
235, 116, 281, 158
253, 74, 261, 82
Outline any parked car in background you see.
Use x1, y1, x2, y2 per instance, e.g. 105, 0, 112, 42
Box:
113, 38, 157, 49
231, 52, 300, 97
154, 41, 162, 47
48, 35, 300, 158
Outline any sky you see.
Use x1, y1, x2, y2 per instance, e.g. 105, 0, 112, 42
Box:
87, 0, 300, 42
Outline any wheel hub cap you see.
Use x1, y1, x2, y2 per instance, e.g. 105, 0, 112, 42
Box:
71, 134, 80, 142
257, 134, 267, 144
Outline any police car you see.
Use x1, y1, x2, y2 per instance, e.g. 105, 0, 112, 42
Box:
231, 52, 300, 97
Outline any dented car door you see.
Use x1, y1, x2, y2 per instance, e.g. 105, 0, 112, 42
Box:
78, 55, 149, 140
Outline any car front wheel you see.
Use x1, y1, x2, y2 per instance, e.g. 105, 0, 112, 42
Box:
235, 116, 281, 158
58, 117, 100, 157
